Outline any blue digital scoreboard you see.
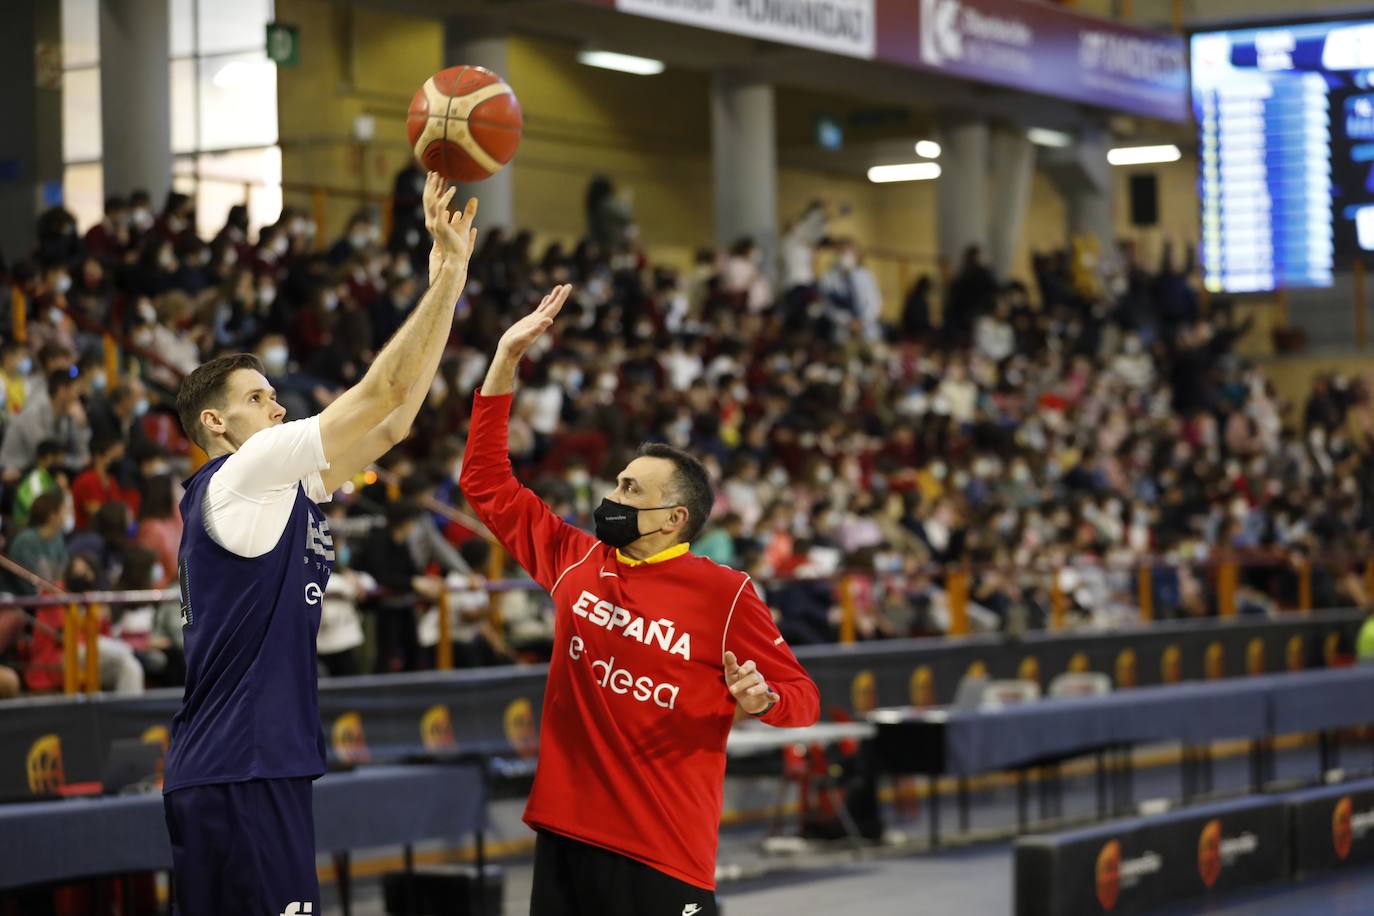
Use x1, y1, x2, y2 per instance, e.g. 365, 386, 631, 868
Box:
1191, 19, 1374, 293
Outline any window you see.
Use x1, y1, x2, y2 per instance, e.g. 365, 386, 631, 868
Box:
60, 0, 102, 229
197, 52, 278, 151
61, 68, 102, 164
61, 0, 281, 236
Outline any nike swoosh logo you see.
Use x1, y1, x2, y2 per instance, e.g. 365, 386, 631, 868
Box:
599, 570, 619, 578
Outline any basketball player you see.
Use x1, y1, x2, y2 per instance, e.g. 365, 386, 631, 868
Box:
461, 286, 821, 915
162, 173, 475, 916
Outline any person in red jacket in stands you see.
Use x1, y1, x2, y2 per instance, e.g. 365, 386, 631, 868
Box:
70, 432, 140, 530
460, 285, 820, 916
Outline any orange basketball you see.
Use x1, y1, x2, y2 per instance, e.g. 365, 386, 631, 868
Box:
406, 66, 522, 182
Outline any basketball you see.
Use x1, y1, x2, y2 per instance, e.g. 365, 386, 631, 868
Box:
406, 65, 522, 183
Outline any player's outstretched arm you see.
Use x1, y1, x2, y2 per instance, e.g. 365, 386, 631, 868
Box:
460, 286, 596, 591
319, 174, 475, 492
479, 284, 573, 396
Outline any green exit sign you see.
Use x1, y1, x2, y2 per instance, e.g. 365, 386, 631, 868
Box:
266, 22, 299, 68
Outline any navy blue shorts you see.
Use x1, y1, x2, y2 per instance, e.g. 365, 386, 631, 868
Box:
164, 777, 319, 916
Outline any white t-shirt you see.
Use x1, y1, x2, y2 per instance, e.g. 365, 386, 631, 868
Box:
203, 416, 333, 558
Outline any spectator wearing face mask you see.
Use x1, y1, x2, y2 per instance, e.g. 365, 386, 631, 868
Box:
253, 225, 293, 276
71, 432, 141, 530
719, 237, 772, 314
26, 266, 78, 355
155, 191, 197, 247
130, 239, 180, 298
0, 340, 34, 415
34, 206, 83, 267
254, 331, 297, 391
316, 505, 372, 678
127, 190, 156, 240
88, 378, 152, 465
371, 268, 419, 350
211, 268, 261, 350
67, 501, 132, 588
70, 255, 115, 328
110, 547, 184, 687
132, 292, 203, 382
0, 370, 90, 482
290, 284, 341, 356
171, 240, 214, 296
214, 204, 253, 260
17, 550, 143, 695
329, 212, 382, 266
84, 196, 132, 261
820, 240, 882, 343
135, 472, 182, 588
7, 492, 69, 590
12, 439, 65, 529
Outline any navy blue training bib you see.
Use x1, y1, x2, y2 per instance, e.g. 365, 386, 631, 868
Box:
164, 455, 333, 792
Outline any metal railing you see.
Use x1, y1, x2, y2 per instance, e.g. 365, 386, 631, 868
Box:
3, 546, 1367, 695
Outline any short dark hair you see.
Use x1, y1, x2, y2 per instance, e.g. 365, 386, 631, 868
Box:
638, 442, 713, 545
386, 501, 423, 532
37, 343, 72, 369
29, 492, 63, 529
91, 431, 124, 458
400, 469, 437, 500
35, 439, 62, 460
46, 369, 77, 399
176, 354, 265, 450
139, 473, 175, 520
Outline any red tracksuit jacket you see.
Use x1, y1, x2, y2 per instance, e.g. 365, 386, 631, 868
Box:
460, 391, 820, 890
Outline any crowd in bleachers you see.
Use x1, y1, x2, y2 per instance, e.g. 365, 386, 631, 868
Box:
0, 165, 1371, 698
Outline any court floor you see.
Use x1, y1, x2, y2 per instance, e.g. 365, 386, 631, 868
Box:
323, 739, 1374, 915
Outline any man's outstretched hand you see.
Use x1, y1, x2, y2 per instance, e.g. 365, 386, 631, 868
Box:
480, 285, 574, 397
496, 284, 573, 361
725, 651, 779, 717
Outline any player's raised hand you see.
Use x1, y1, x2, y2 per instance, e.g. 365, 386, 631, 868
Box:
422, 171, 443, 231
425, 172, 446, 284
496, 284, 572, 361
724, 651, 779, 716
427, 174, 478, 271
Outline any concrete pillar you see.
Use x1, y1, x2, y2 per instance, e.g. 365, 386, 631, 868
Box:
99, 0, 171, 203
987, 126, 1035, 278
711, 72, 777, 279
936, 120, 990, 269
444, 25, 514, 232
0, 0, 62, 261
1068, 129, 1115, 246
1041, 126, 1116, 250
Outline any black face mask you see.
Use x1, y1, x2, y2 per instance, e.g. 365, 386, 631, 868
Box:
593, 498, 677, 550
68, 575, 97, 593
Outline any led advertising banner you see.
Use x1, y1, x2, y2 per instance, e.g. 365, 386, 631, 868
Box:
1191, 19, 1374, 293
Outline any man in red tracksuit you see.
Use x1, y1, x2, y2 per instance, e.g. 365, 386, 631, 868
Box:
461, 284, 821, 915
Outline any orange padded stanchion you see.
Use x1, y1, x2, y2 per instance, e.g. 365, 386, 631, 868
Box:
947, 569, 970, 637
1218, 562, 1238, 617
1050, 571, 1066, 631
838, 574, 857, 644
